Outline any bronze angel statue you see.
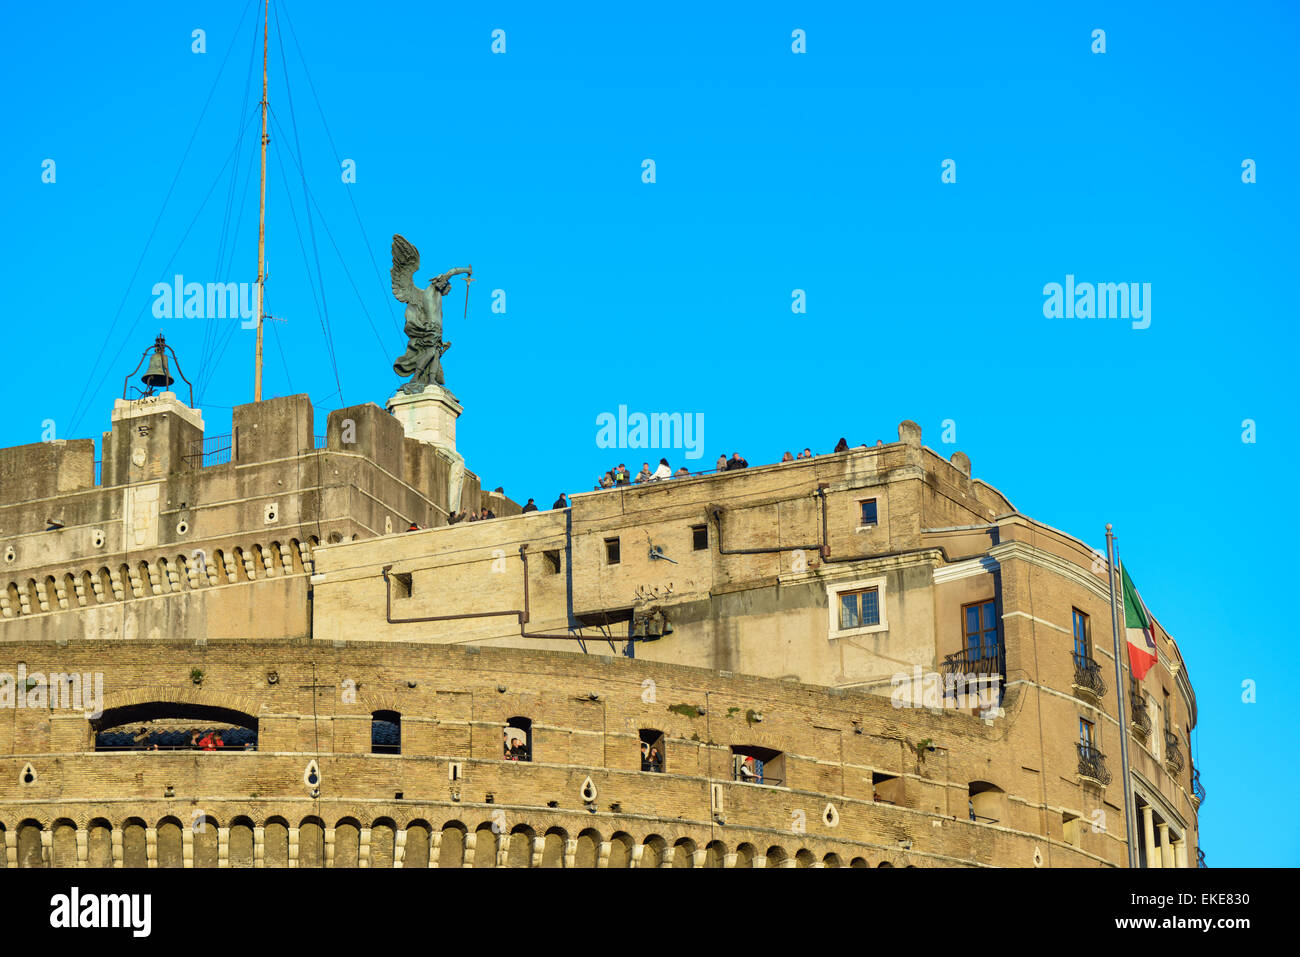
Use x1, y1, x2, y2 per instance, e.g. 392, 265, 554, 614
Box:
390, 234, 471, 394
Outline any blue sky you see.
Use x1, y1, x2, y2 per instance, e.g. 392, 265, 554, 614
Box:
2, 1, 1296, 865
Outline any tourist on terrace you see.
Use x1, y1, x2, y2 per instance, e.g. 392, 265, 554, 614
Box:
634, 463, 652, 484
553, 493, 568, 509
674, 466, 690, 477
597, 470, 614, 490
782, 451, 794, 462
798, 448, 813, 459
726, 453, 748, 470
715, 453, 727, 472
480, 506, 495, 520
652, 458, 671, 480
834, 437, 849, 452
522, 498, 538, 513
615, 464, 630, 486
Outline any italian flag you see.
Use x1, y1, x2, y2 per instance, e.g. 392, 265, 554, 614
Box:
1121, 564, 1159, 680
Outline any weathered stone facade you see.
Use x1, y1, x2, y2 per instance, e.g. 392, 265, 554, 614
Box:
0, 392, 1200, 867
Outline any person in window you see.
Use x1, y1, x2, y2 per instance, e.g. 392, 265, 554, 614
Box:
190, 731, 201, 750
649, 746, 664, 773
726, 453, 748, 470
738, 755, 757, 783
634, 463, 652, 484
503, 731, 514, 760
834, 437, 849, 452
552, 493, 568, 509
641, 742, 651, 771
521, 498, 538, 513
197, 730, 218, 751
652, 458, 671, 481
513, 738, 529, 762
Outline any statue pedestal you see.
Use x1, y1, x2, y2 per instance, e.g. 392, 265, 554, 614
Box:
387, 385, 466, 515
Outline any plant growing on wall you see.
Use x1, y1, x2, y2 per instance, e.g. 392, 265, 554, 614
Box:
667, 703, 702, 719
914, 738, 934, 763
190, 668, 204, 685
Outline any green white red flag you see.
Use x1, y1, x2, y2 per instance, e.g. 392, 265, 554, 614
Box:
1121, 564, 1158, 680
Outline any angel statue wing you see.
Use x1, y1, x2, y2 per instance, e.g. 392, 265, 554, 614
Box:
391, 234, 421, 305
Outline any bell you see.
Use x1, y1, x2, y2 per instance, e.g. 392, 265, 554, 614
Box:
141, 334, 174, 391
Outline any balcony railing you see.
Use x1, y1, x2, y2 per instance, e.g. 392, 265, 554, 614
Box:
1164, 731, 1185, 775
1129, 693, 1151, 736
1071, 652, 1106, 698
1076, 743, 1112, 786
1192, 765, 1206, 806
184, 433, 233, 468
941, 645, 1006, 677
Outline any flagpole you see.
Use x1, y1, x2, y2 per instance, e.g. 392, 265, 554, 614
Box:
1105, 524, 1139, 868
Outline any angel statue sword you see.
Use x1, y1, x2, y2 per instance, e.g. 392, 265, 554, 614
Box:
390, 233, 471, 395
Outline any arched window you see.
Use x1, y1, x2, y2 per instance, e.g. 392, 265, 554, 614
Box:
968, 781, 1006, 824
505, 717, 532, 762
639, 728, 665, 772
372, 710, 401, 755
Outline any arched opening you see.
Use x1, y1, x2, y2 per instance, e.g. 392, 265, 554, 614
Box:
156, 817, 183, 868
52, 819, 77, 867
439, 822, 467, 868
734, 843, 756, 868
704, 841, 726, 868
298, 817, 324, 868
97, 567, 114, 600
92, 701, 258, 751
193, 814, 219, 868
135, 561, 152, 594
122, 818, 147, 868
80, 571, 98, 605
850, 857, 869, 868
823, 853, 843, 868
540, 828, 567, 868
17, 820, 45, 868
472, 822, 497, 868
333, 818, 361, 868
504, 717, 532, 762
671, 837, 695, 868
43, 575, 58, 609
968, 781, 1006, 824
155, 558, 172, 593
795, 848, 816, 868
404, 821, 431, 868
639, 835, 666, 869
61, 573, 77, 607
228, 817, 255, 868
372, 710, 401, 755
507, 825, 535, 868
87, 819, 113, 868
607, 832, 634, 869
732, 745, 785, 786
574, 829, 601, 868
264, 818, 289, 868
765, 845, 788, 869
211, 551, 230, 585
639, 728, 665, 772
371, 818, 397, 868
288, 539, 305, 574
877, 861, 894, 868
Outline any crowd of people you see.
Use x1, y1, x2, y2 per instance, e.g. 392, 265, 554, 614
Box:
588, 439, 866, 492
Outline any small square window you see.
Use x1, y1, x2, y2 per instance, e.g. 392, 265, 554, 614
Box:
544, 549, 561, 574
392, 572, 412, 599
605, 537, 620, 565
859, 499, 878, 526
691, 525, 708, 551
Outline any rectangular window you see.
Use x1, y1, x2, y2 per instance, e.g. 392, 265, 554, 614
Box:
392, 572, 412, 599
1072, 609, 1090, 658
962, 599, 999, 660
1163, 690, 1171, 731
1079, 718, 1095, 749
544, 549, 561, 574
691, 524, 708, 551
859, 499, 878, 526
604, 537, 620, 565
838, 587, 880, 631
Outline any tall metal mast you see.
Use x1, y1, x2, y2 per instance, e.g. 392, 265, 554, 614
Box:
253, 0, 269, 402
